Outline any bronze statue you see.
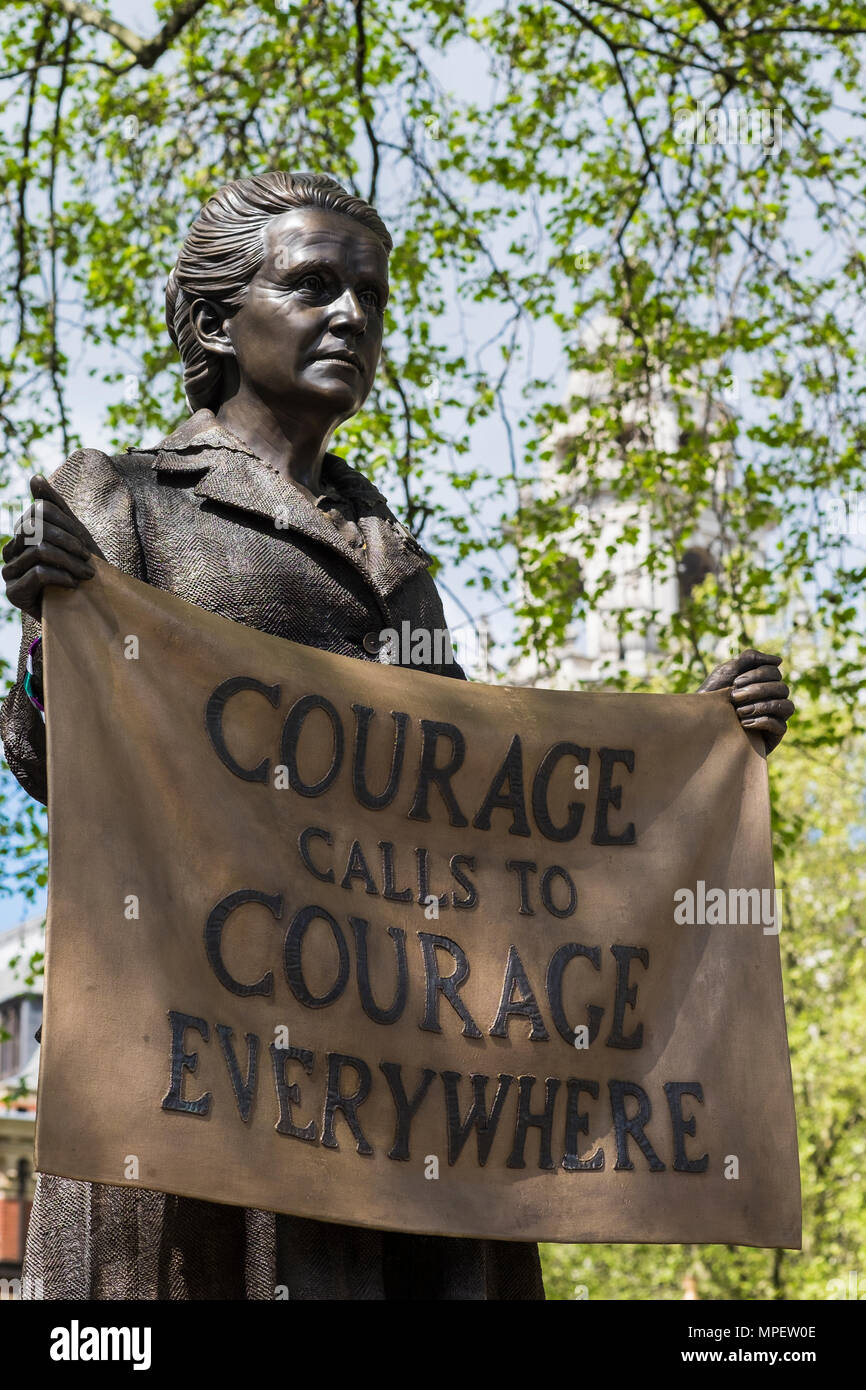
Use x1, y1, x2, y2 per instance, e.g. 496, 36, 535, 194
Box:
0, 171, 793, 1300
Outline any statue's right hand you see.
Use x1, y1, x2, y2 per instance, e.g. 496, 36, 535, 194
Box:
2, 475, 101, 621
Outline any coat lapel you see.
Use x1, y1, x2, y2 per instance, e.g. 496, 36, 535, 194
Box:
192, 453, 367, 571
132, 411, 433, 601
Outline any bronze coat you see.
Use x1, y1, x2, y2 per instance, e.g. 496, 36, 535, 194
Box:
1, 411, 543, 1300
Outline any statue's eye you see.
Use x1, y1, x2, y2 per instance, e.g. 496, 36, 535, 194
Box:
297, 273, 325, 293
359, 287, 383, 311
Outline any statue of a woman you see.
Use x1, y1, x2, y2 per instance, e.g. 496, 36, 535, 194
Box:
0, 171, 793, 1300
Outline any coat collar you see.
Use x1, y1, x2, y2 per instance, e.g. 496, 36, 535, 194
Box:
127, 410, 433, 601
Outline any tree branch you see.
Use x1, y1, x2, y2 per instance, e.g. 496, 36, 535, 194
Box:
353, 0, 380, 204
47, 0, 210, 68
47, 16, 74, 456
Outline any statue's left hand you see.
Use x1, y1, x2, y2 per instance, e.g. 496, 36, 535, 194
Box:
697, 648, 794, 754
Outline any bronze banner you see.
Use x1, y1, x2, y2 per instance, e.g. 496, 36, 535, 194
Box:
36, 559, 801, 1246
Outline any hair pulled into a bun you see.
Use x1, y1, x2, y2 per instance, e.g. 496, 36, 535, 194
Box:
165, 171, 392, 412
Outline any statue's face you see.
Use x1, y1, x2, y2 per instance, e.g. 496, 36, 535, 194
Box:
224, 206, 389, 422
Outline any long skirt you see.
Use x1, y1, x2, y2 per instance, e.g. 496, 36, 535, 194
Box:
23, 1173, 545, 1300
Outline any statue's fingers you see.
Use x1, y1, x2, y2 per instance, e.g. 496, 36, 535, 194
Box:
29, 475, 78, 516
28, 477, 105, 558
27, 501, 94, 547
739, 715, 787, 752
698, 649, 782, 692
732, 680, 789, 705
7, 563, 78, 618
7, 518, 93, 564
730, 648, 781, 674
745, 648, 780, 664
2, 541, 94, 581
2, 505, 38, 560
27, 563, 79, 591
732, 664, 785, 688
4, 502, 75, 561
1, 532, 20, 563
736, 698, 795, 721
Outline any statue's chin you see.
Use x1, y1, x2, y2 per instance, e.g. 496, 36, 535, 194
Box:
295, 370, 366, 419
303, 361, 364, 398
234, 369, 366, 423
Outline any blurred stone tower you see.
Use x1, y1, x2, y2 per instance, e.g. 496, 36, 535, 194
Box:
510, 317, 730, 689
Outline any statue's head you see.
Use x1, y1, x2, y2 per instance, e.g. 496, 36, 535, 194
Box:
165, 171, 393, 423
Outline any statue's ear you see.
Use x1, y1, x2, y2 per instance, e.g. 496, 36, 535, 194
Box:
190, 298, 235, 358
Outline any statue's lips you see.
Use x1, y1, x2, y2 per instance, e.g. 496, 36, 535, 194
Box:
309, 354, 363, 373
